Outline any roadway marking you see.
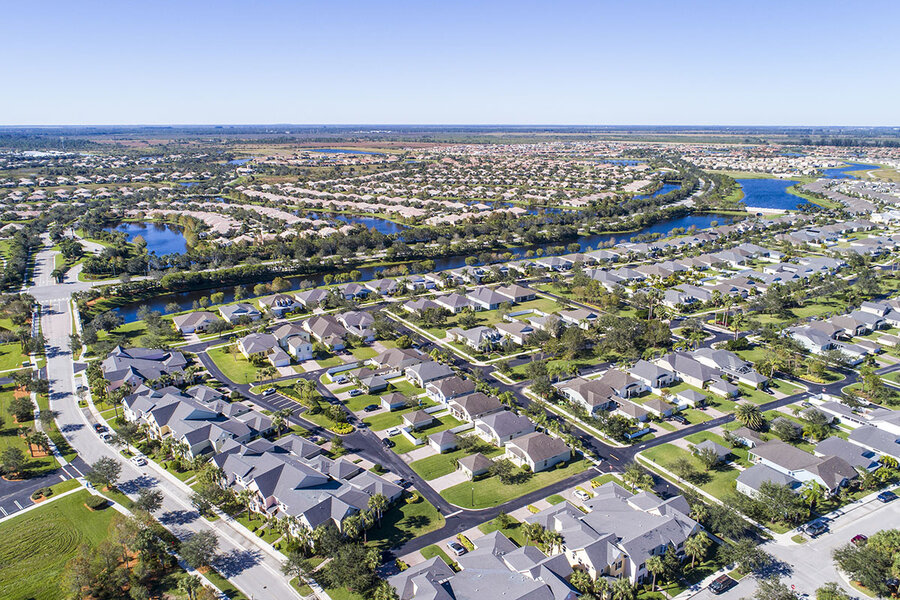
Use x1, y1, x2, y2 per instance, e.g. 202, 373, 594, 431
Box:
445, 510, 462, 517
0, 507, 6, 516
13, 500, 22, 510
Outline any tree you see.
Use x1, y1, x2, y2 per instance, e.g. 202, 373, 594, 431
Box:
755, 576, 795, 600
622, 462, 652, 492
368, 494, 389, 527
85, 456, 122, 490
671, 456, 698, 482
321, 543, 377, 592
684, 532, 711, 569
489, 459, 519, 485
722, 537, 772, 574
646, 555, 665, 592
610, 577, 636, 600
134, 488, 164, 513
180, 531, 219, 570
734, 402, 765, 430
695, 447, 721, 471
372, 580, 399, 600
1, 446, 26, 476
178, 575, 202, 600
522, 522, 546, 546
815, 583, 850, 600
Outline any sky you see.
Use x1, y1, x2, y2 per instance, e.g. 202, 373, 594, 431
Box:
3, 0, 899, 126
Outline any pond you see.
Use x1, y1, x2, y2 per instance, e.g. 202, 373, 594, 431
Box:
227, 158, 251, 165
635, 183, 680, 200
105, 222, 188, 255
307, 148, 381, 155
111, 212, 733, 322
304, 212, 406, 235
737, 178, 808, 210
820, 162, 880, 179
177, 182, 199, 188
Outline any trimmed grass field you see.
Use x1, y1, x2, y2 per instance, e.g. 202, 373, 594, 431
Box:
440, 458, 590, 509
0, 385, 60, 476
641, 444, 740, 500
206, 346, 259, 384
0, 490, 117, 600
367, 497, 445, 552
0, 342, 28, 371
410, 445, 505, 480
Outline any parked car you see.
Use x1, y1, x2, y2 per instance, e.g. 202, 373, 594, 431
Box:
446, 541, 467, 556
877, 490, 897, 503
382, 438, 395, 448
363, 404, 379, 412
709, 575, 737, 595
262, 387, 277, 396
851, 534, 868, 546
386, 427, 401, 437
334, 376, 348, 384
93, 423, 107, 433
349, 389, 363, 397
132, 455, 147, 467
806, 520, 828, 537
100, 432, 114, 443
670, 414, 688, 425
574, 489, 591, 502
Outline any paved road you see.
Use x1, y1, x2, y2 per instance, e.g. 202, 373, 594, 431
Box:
31, 249, 299, 600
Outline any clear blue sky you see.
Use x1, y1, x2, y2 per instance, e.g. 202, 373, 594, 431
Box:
4, 0, 898, 126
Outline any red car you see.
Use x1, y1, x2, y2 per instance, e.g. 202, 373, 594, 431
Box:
851, 534, 868, 546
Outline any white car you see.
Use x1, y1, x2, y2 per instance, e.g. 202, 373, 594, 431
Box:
132, 455, 147, 467
100, 432, 114, 443
574, 489, 591, 502
386, 427, 401, 437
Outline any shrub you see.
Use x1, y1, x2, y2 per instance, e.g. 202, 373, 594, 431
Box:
527, 505, 539, 514
31, 490, 43, 500
331, 423, 353, 435
457, 535, 475, 551
370, 463, 385, 474
405, 493, 420, 504
396, 559, 409, 571
85, 495, 107, 510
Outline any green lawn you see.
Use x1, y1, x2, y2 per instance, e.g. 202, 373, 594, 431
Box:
349, 346, 378, 361
545, 494, 565, 505
367, 497, 446, 552
362, 399, 437, 431
441, 458, 590, 509
477, 515, 529, 546
0, 490, 118, 600
641, 444, 740, 500
0, 342, 28, 371
410, 445, 505, 481
0, 386, 59, 476
421, 544, 457, 568
409, 414, 465, 440
206, 346, 259, 384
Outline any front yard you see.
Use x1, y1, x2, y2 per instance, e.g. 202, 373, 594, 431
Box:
206, 345, 259, 384
440, 458, 590, 509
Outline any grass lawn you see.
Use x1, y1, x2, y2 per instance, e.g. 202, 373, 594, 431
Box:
420, 544, 457, 568
36, 392, 76, 462
349, 346, 378, 361
206, 346, 259, 384
682, 408, 713, 424
367, 497, 445, 552
93, 320, 151, 351
387, 378, 426, 397
545, 494, 565, 505
409, 414, 465, 440
0, 490, 117, 600
642, 444, 740, 500
388, 434, 419, 455
0, 342, 28, 371
362, 399, 437, 431
477, 515, 529, 546
736, 384, 779, 406
441, 459, 590, 509
410, 446, 504, 481
0, 385, 59, 477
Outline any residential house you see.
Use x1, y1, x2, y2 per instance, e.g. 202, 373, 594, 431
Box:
405, 361, 454, 388
426, 376, 476, 404
475, 411, 535, 445
449, 392, 504, 422
172, 311, 222, 334
505, 432, 570, 472
258, 293, 300, 317
219, 303, 261, 324
238, 333, 292, 368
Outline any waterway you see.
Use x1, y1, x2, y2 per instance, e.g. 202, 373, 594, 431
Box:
308, 148, 381, 155
111, 212, 732, 322
820, 162, 880, 179
737, 178, 808, 211
104, 222, 188, 255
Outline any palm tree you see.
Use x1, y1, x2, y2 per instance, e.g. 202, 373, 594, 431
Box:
542, 530, 564, 555
684, 532, 710, 569
368, 493, 389, 527
594, 577, 611, 600
800, 480, 826, 514
342, 513, 362, 540
734, 402, 764, 431
569, 571, 593, 594
178, 575, 202, 600
360, 509, 375, 543
271, 408, 292, 437
372, 581, 399, 600
611, 577, 636, 600
622, 462, 649, 493
236, 488, 255, 521
522, 522, 546, 546
646, 555, 665, 592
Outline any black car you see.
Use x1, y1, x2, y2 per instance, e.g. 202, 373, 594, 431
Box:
93, 424, 108, 433
877, 490, 897, 503
382, 438, 395, 448
670, 414, 688, 425
806, 519, 828, 537
363, 404, 379, 412
709, 575, 737, 595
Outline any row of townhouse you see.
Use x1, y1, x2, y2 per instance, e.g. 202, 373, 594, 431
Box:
101, 346, 189, 391
123, 384, 274, 458
212, 435, 403, 534
558, 349, 769, 422
402, 283, 535, 316
813, 397, 900, 464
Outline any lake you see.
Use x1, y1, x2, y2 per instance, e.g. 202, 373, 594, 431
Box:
820, 162, 880, 179
737, 178, 808, 210
635, 183, 680, 200
177, 182, 199, 188
112, 212, 732, 321
305, 212, 406, 235
105, 222, 188, 255
308, 148, 381, 155
227, 158, 251, 165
